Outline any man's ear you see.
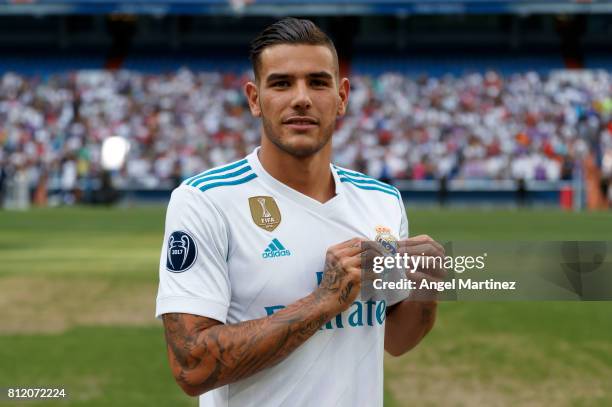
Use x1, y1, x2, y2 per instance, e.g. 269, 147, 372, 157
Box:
337, 77, 350, 116
244, 81, 261, 117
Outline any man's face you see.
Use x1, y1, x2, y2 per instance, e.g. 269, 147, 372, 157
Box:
245, 44, 349, 158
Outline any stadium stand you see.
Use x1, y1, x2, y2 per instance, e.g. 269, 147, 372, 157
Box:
1, 62, 611, 208
0, 10, 611, 209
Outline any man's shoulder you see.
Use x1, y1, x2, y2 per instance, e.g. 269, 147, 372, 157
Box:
332, 164, 401, 202
179, 157, 258, 199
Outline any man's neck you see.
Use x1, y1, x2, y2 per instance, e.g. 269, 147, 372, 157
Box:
258, 142, 335, 204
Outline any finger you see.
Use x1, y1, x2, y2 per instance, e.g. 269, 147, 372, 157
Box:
326, 251, 366, 273
402, 236, 444, 256
337, 237, 366, 248
359, 242, 387, 260
343, 238, 367, 250
361, 251, 386, 268
336, 239, 370, 257
400, 235, 444, 251
341, 255, 363, 270
400, 252, 446, 277
410, 265, 447, 279
402, 234, 432, 244
408, 271, 444, 282
429, 240, 445, 256
399, 236, 445, 255
399, 242, 445, 258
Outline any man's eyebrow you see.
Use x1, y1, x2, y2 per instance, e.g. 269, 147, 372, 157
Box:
265, 72, 334, 83
308, 71, 334, 80
265, 73, 292, 83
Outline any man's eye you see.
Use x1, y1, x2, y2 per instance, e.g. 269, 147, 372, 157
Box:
311, 80, 328, 87
273, 81, 290, 88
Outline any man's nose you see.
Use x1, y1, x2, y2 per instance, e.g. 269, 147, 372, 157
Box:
291, 81, 312, 110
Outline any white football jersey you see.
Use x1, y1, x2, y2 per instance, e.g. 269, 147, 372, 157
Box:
156, 148, 409, 407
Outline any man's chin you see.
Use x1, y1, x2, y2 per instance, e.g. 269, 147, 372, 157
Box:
283, 144, 322, 158
277, 136, 326, 158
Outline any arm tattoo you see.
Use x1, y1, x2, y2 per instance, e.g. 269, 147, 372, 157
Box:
162, 293, 331, 396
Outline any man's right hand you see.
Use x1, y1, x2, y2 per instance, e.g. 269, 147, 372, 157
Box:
315, 237, 365, 314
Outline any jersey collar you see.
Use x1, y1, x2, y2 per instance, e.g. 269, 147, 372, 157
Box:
247, 147, 345, 214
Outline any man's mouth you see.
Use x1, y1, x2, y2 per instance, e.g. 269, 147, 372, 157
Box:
283, 116, 319, 131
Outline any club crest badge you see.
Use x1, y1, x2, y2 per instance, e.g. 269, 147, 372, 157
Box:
166, 231, 197, 273
375, 225, 398, 254
249, 196, 282, 231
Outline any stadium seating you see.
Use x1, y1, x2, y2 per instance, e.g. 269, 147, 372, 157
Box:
1, 59, 611, 208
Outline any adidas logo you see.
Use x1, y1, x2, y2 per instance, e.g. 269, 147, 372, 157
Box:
262, 239, 291, 259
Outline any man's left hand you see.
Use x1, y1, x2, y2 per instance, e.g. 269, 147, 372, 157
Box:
397, 235, 446, 301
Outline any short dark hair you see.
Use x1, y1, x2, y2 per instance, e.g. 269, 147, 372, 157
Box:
249, 17, 338, 81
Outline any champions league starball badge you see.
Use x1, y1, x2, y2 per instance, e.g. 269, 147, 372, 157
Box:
375, 226, 398, 254
166, 231, 197, 273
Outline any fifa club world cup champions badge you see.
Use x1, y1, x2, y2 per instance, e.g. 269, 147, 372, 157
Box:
375, 225, 398, 254
249, 196, 282, 231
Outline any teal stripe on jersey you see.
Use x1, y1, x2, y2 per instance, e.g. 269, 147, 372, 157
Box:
339, 177, 400, 199
333, 166, 371, 179
337, 174, 398, 193
198, 173, 258, 192
272, 239, 285, 251
190, 165, 252, 187
184, 158, 248, 185
334, 167, 396, 192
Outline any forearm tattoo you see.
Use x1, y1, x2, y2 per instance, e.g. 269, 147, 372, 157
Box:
162, 294, 331, 396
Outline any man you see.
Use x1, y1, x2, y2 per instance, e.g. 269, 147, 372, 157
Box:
156, 17, 443, 406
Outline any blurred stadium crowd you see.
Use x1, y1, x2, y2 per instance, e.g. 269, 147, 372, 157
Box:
1, 67, 612, 205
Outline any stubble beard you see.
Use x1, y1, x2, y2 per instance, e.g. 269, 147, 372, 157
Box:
261, 114, 335, 158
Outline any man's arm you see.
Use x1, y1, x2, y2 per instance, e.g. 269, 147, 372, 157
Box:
162, 238, 364, 397
384, 300, 437, 356
163, 292, 333, 396
384, 235, 445, 357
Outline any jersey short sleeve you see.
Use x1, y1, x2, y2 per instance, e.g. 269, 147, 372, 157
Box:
398, 196, 409, 240
155, 185, 231, 323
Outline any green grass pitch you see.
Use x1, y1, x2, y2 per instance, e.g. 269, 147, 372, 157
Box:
0, 207, 611, 406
